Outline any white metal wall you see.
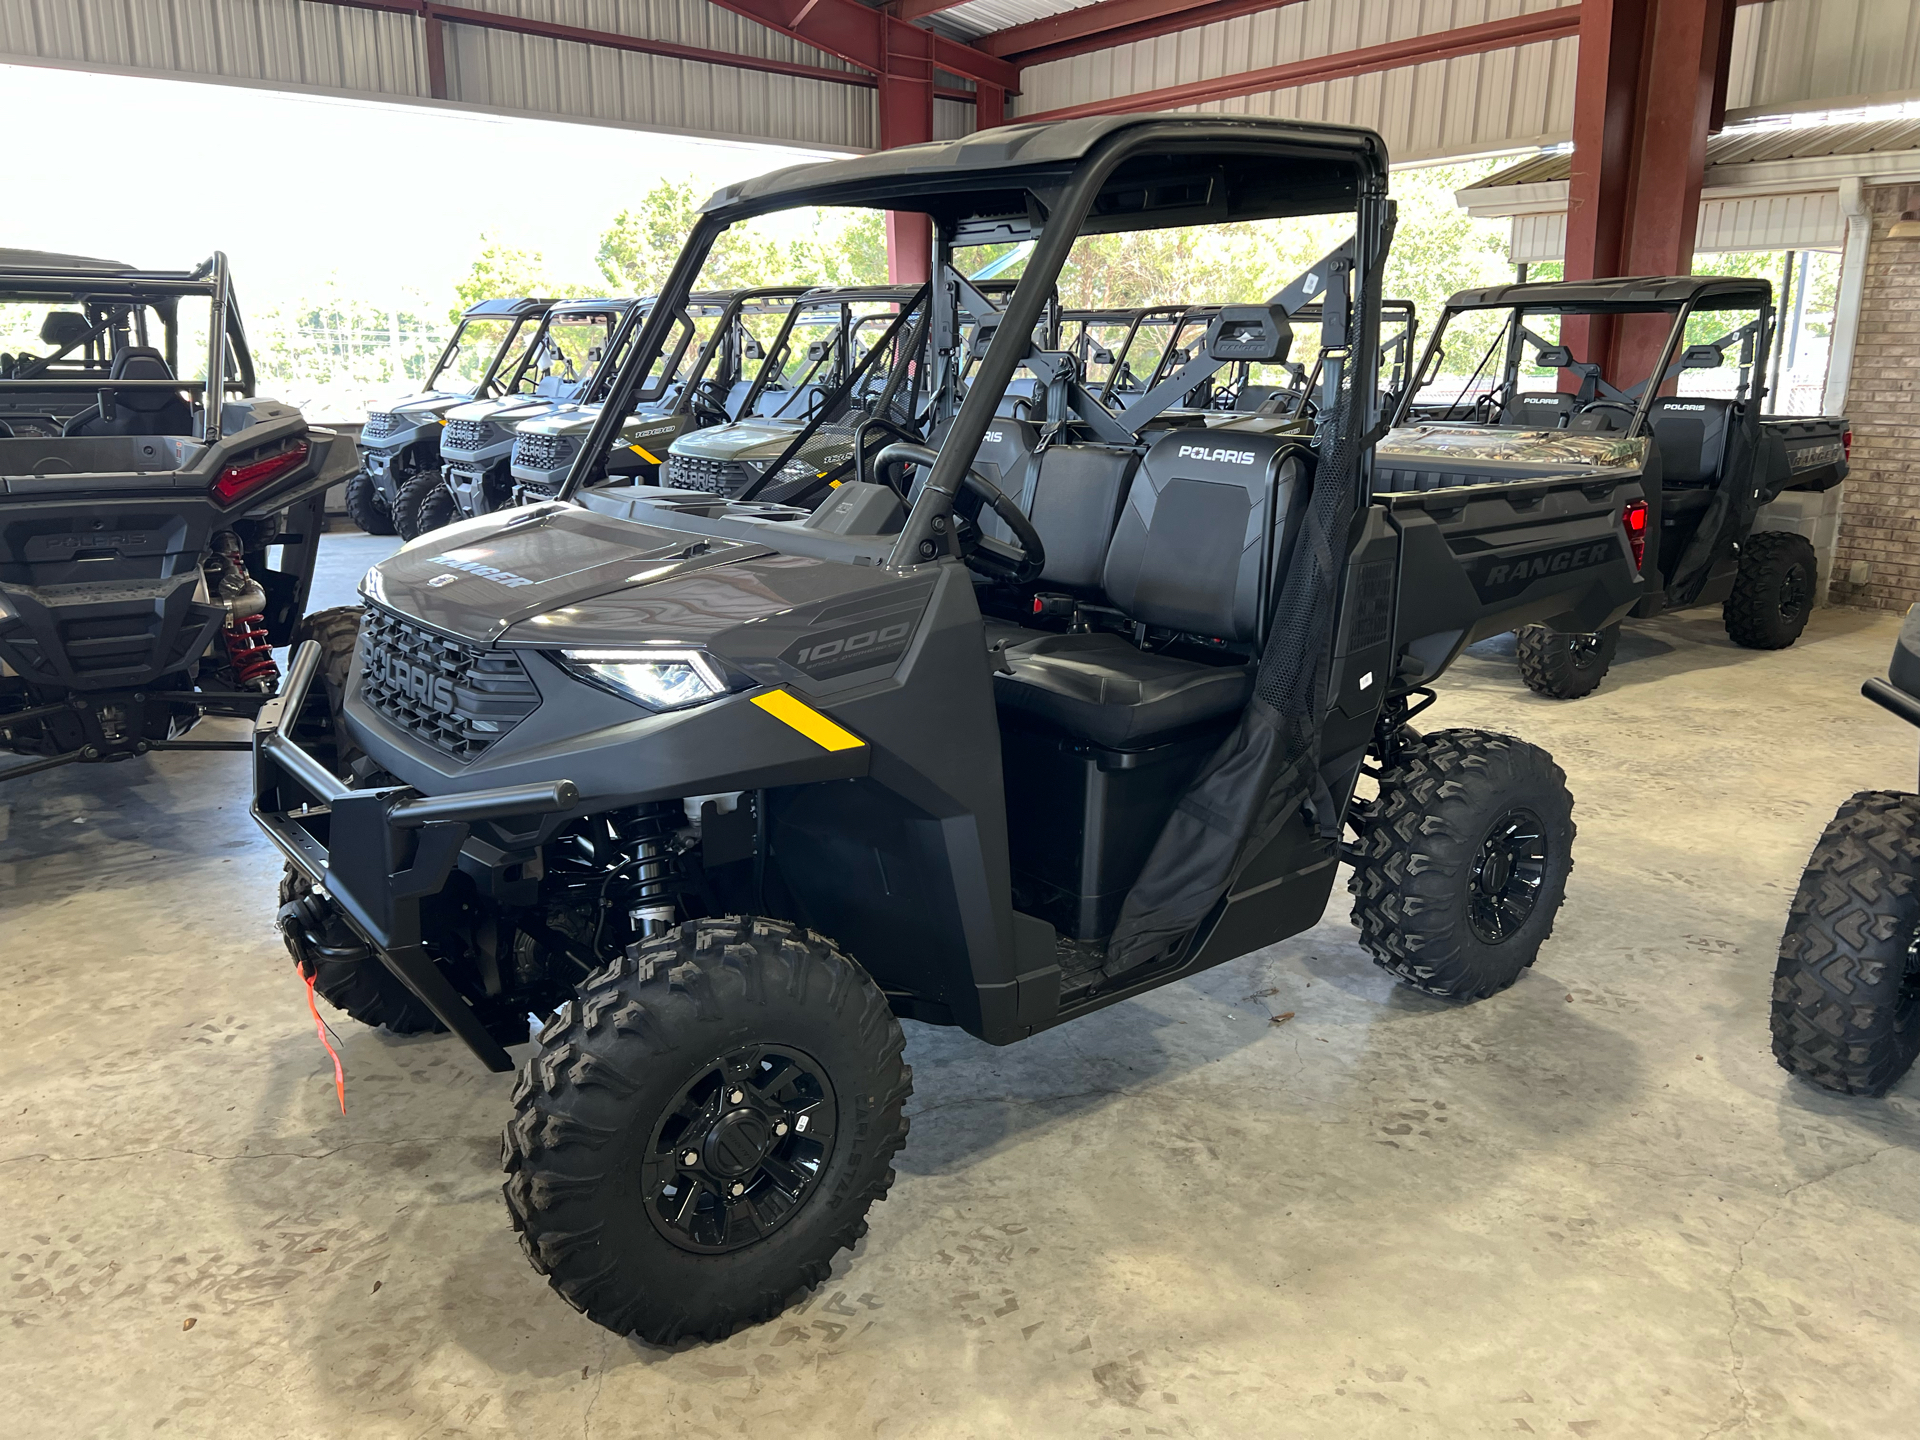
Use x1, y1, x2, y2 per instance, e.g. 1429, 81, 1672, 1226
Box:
1508, 190, 1847, 262
1012, 0, 1582, 163
0, 0, 875, 150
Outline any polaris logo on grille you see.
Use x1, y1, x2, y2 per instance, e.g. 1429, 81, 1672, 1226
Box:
366, 649, 455, 712
426, 553, 539, 588
1179, 445, 1258, 465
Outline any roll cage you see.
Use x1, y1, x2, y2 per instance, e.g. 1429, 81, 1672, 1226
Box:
1392, 275, 1775, 440
0, 250, 255, 444
424, 297, 554, 398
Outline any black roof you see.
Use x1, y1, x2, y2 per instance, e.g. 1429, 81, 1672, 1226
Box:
701, 114, 1386, 241
459, 297, 555, 319
0, 247, 134, 274
1446, 275, 1771, 312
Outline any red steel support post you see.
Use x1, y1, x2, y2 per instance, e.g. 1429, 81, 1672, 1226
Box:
879, 20, 934, 284
975, 83, 1005, 132
1564, 0, 1734, 386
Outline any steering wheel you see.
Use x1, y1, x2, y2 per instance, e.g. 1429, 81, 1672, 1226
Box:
690, 378, 731, 426
874, 441, 1045, 586
1573, 398, 1637, 429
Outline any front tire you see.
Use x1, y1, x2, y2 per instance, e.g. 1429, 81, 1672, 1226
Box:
287, 605, 362, 775
1515, 623, 1619, 700
1349, 728, 1576, 1000
276, 866, 445, 1035
1771, 792, 1920, 1096
393, 471, 453, 540
503, 917, 912, 1345
344, 466, 397, 536
1725, 531, 1818, 650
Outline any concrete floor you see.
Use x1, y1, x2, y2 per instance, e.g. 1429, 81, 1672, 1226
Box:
4, 529, 1918, 1439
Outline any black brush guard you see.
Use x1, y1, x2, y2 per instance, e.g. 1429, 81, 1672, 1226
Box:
252, 639, 579, 1071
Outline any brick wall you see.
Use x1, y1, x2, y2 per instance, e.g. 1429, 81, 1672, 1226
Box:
1830, 182, 1920, 611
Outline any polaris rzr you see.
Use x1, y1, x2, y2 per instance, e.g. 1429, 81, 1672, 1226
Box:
0, 249, 355, 781
1398, 279, 1850, 698
1771, 607, 1920, 1097
350, 297, 552, 536
399, 298, 639, 539
253, 116, 1646, 1345
509, 288, 808, 503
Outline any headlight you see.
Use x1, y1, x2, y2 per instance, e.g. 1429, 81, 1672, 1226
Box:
560, 648, 727, 711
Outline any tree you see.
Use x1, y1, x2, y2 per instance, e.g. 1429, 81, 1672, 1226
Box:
451, 234, 555, 323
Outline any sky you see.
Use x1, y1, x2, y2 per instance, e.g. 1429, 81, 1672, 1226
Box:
0, 62, 838, 313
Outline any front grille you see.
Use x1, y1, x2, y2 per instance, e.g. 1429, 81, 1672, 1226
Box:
664, 454, 755, 495
443, 418, 494, 455
361, 411, 399, 440
356, 606, 540, 762
514, 431, 570, 471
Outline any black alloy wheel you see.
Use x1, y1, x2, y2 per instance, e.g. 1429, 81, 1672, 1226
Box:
645, 1044, 837, 1254
1467, 807, 1549, 944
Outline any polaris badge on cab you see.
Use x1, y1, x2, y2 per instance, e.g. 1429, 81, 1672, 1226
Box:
399, 298, 638, 539
0, 249, 355, 783
252, 115, 1646, 1347
510, 288, 806, 503
350, 297, 552, 536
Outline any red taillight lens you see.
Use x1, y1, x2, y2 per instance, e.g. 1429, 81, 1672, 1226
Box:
1843, 426, 1853, 460
211, 439, 309, 507
1623, 498, 1648, 571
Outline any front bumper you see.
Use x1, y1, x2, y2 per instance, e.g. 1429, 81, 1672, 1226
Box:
251, 639, 580, 1070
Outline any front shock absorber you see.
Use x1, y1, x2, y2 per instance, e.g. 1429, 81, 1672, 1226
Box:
619, 803, 683, 943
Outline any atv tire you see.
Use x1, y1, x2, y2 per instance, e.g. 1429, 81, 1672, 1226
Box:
1349, 728, 1576, 1001
344, 466, 397, 536
287, 606, 362, 775
1725, 531, 1818, 650
1771, 791, 1920, 1096
394, 471, 454, 540
277, 865, 445, 1035
503, 916, 912, 1346
1515, 623, 1619, 700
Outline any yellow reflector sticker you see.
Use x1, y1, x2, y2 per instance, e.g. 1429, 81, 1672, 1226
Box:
628, 444, 660, 465
751, 691, 865, 752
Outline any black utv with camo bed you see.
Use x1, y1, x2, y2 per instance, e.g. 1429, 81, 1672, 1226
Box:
252, 115, 1646, 1345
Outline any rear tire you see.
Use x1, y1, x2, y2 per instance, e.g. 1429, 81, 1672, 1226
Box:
276, 865, 445, 1035
393, 471, 453, 540
503, 916, 911, 1345
1349, 728, 1576, 1000
1725, 531, 1818, 650
1771, 791, 1920, 1097
1515, 623, 1619, 700
344, 467, 397, 536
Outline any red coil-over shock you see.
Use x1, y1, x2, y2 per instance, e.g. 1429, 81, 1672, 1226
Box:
210, 531, 281, 691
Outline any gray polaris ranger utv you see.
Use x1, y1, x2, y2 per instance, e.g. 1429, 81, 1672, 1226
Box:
252, 116, 1646, 1344
1398, 278, 1849, 698
1771, 607, 1920, 1097
509, 288, 808, 503
0, 250, 355, 780
350, 297, 552, 536
400, 298, 641, 539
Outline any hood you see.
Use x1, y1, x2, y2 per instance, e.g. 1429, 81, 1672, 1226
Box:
390, 392, 469, 419
446, 394, 566, 426
671, 418, 804, 464
359, 504, 926, 670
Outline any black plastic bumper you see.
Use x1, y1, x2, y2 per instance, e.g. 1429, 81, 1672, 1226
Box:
251, 639, 579, 1071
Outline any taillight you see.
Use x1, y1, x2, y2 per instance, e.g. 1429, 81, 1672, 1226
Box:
1843, 426, 1853, 460
1622, 499, 1648, 571
211, 439, 309, 506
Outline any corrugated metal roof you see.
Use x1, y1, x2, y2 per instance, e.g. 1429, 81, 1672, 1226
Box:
1012, 0, 1581, 166
924, 0, 1106, 45
1466, 115, 1920, 190
1723, 0, 1920, 115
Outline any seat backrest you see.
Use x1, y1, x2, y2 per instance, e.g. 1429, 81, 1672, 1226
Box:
994, 375, 1039, 419
1102, 432, 1303, 643
1647, 397, 1735, 486
723, 380, 757, 418
1020, 443, 1139, 590
756, 383, 824, 419
1502, 391, 1573, 428
75, 347, 192, 437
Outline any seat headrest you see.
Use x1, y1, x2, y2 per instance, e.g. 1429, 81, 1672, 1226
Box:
1205, 305, 1293, 364
108, 347, 183, 413
40, 311, 93, 348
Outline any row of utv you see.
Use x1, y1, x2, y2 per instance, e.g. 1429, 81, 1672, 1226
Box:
0, 115, 1908, 1353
